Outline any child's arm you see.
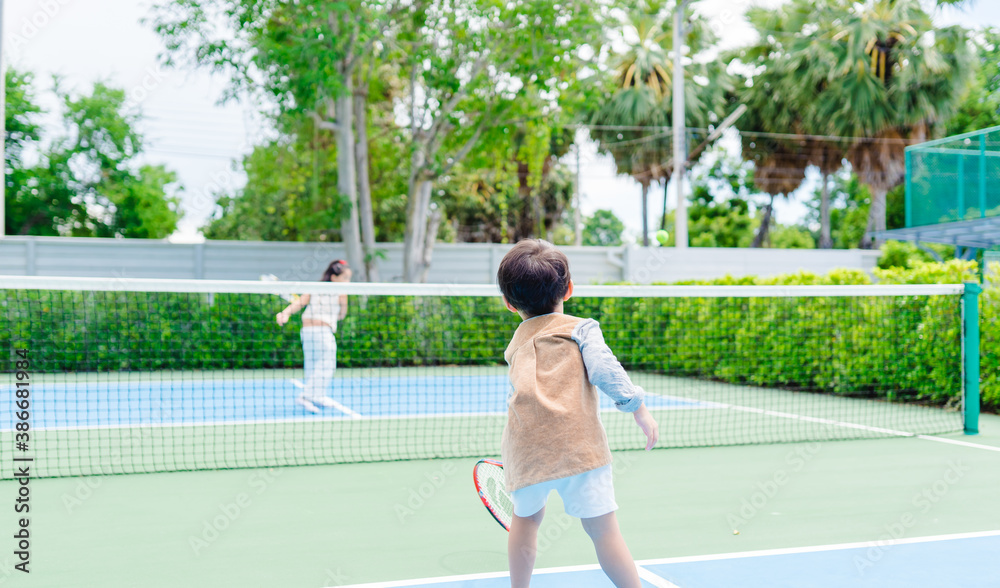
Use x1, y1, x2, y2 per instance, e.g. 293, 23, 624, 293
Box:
572, 320, 644, 411
573, 319, 659, 450
338, 294, 348, 321
276, 294, 310, 326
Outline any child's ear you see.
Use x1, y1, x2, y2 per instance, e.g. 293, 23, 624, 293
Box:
502, 296, 518, 313
563, 280, 574, 301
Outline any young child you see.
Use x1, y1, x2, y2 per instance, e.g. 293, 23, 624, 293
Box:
496, 239, 659, 588
276, 260, 352, 413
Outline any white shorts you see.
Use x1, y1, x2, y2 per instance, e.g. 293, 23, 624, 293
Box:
511, 465, 618, 519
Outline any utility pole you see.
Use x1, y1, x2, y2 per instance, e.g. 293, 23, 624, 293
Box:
672, 0, 688, 249
1, 0, 6, 239
574, 143, 582, 246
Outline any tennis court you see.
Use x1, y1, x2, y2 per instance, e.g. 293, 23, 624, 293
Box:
3, 414, 998, 587
2, 278, 997, 587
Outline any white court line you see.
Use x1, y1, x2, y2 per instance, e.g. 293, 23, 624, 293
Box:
636, 564, 682, 588
918, 435, 1000, 453
331, 530, 1000, 588
636, 529, 1000, 566
717, 403, 918, 438
292, 379, 364, 419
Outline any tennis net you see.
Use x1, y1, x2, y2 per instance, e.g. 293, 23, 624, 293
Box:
0, 277, 974, 479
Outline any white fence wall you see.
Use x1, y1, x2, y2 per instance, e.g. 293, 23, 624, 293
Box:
0, 236, 880, 284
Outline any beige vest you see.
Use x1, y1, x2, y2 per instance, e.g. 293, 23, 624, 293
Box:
501, 313, 613, 492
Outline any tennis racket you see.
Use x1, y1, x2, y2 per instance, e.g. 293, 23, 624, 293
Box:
473, 459, 513, 532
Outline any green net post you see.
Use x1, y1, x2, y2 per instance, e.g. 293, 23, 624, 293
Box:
963, 282, 982, 435
979, 134, 988, 218
905, 151, 913, 227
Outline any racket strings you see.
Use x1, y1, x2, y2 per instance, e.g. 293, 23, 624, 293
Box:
476, 462, 513, 528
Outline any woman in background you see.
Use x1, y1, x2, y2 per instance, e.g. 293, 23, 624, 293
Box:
276, 260, 351, 413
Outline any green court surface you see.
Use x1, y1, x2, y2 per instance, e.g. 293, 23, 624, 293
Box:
1, 414, 998, 587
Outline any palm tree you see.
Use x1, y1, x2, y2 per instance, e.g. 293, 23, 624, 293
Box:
737, 0, 973, 249
588, 0, 729, 246
817, 0, 972, 246
735, 1, 855, 248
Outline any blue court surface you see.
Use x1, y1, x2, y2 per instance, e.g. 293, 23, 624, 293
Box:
1, 374, 715, 430
334, 531, 1000, 588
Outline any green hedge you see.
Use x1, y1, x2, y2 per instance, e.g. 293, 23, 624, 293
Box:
2, 260, 995, 412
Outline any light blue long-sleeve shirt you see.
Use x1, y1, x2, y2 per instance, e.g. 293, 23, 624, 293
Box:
571, 319, 645, 413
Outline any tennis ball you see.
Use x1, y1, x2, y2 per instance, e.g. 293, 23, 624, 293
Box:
733, 530, 740, 535
655, 229, 669, 245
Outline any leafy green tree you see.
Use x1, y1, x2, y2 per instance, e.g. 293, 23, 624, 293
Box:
55, 83, 182, 238
5, 75, 180, 237
3, 69, 78, 236
946, 27, 1000, 135
391, 0, 601, 279
151, 0, 416, 278
770, 225, 816, 249
152, 0, 600, 281
435, 160, 577, 244
582, 209, 625, 247
203, 125, 340, 242
5, 69, 42, 208
684, 148, 759, 248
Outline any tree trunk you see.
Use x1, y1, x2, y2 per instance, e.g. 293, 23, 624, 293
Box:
819, 174, 832, 249
335, 87, 365, 278
862, 185, 888, 249
641, 183, 650, 247
353, 89, 379, 282
752, 193, 776, 248
418, 204, 443, 283
403, 166, 435, 282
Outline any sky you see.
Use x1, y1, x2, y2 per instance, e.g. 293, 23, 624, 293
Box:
4, 0, 999, 243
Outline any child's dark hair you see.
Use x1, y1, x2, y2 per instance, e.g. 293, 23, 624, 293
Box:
497, 240, 571, 317
321, 260, 349, 282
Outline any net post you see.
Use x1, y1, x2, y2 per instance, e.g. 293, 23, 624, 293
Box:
962, 282, 982, 435
905, 151, 913, 228
979, 134, 987, 218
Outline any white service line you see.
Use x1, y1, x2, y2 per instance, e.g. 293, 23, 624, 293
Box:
723, 403, 917, 438
327, 399, 363, 419
917, 434, 1000, 453
636, 564, 683, 588
635, 529, 1000, 566
291, 379, 363, 419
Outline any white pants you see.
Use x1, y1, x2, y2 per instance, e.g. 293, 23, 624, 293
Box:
301, 326, 337, 398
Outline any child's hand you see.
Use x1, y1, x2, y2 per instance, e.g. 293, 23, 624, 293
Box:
276, 310, 290, 326
633, 405, 659, 451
